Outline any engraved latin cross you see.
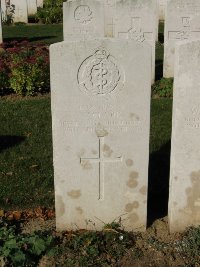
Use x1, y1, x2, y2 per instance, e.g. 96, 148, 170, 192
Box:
80, 137, 122, 200
118, 17, 153, 42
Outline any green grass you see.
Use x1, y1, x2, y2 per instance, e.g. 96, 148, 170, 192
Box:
2, 24, 63, 45
0, 96, 54, 209
0, 97, 172, 210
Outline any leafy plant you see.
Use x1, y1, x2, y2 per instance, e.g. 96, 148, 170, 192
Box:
0, 41, 50, 96
44, 0, 64, 7
0, 219, 55, 267
0, 49, 10, 93
36, 6, 63, 24
152, 77, 173, 98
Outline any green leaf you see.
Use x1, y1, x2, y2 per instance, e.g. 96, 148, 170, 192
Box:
12, 251, 26, 264
29, 237, 46, 256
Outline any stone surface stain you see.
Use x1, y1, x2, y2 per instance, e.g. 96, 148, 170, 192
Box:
139, 186, 147, 195
65, 146, 70, 151
130, 113, 140, 120
67, 190, 81, 199
81, 160, 93, 170
125, 159, 134, 167
125, 201, 139, 212
184, 170, 200, 220
76, 207, 83, 214
103, 144, 113, 157
126, 171, 139, 188
56, 195, 65, 217
95, 123, 108, 137
128, 212, 139, 224
92, 150, 98, 155
77, 148, 85, 158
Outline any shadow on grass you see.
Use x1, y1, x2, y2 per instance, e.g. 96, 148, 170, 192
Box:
155, 59, 163, 81
147, 141, 171, 227
0, 135, 26, 152
3, 36, 56, 43
158, 33, 164, 44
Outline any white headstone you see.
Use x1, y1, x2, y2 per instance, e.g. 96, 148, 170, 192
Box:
169, 40, 200, 232
164, 0, 200, 78
159, 0, 166, 21
50, 39, 151, 231
37, 0, 43, 8
27, 0, 37, 16
10, 0, 28, 23
115, 0, 158, 83
0, 6, 2, 43
1, 0, 6, 22
63, 0, 104, 41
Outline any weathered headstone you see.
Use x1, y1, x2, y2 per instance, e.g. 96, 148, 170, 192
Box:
0, 4, 2, 43
159, 0, 166, 21
169, 40, 200, 232
63, 0, 104, 41
115, 0, 158, 83
1, 0, 7, 22
37, 0, 43, 8
50, 39, 151, 231
27, 0, 37, 16
10, 0, 28, 23
164, 0, 200, 78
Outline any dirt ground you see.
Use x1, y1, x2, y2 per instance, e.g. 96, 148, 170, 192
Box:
20, 216, 200, 267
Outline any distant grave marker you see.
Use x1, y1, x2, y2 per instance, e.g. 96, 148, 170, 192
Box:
115, 0, 158, 83
164, 0, 200, 77
27, 0, 37, 16
63, 0, 104, 41
10, 0, 28, 23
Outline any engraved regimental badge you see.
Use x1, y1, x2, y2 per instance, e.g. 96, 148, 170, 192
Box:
78, 48, 124, 95
74, 5, 93, 24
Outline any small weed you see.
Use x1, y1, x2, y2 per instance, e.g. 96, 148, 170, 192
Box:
152, 77, 173, 98
57, 226, 137, 266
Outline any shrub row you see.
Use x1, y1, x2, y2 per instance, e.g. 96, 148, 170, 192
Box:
0, 41, 50, 96
35, 0, 66, 24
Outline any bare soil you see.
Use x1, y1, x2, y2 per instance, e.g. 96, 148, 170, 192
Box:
20, 216, 200, 267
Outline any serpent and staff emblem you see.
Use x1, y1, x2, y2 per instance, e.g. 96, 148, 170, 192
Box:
77, 48, 123, 95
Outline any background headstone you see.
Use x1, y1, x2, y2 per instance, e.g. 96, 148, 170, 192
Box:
104, 0, 116, 37
169, 40, 200, 232
63, 0, 104, 41
27, 0, 37, 16
50, 39, 151, 231
37, 0, 43, 8
164, 0, 200, 78
0, 2, 2, 43
0, 0, 6, 22
115, 0, 158, 83
159, 0, 166, 21
10, 0, 28, 23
